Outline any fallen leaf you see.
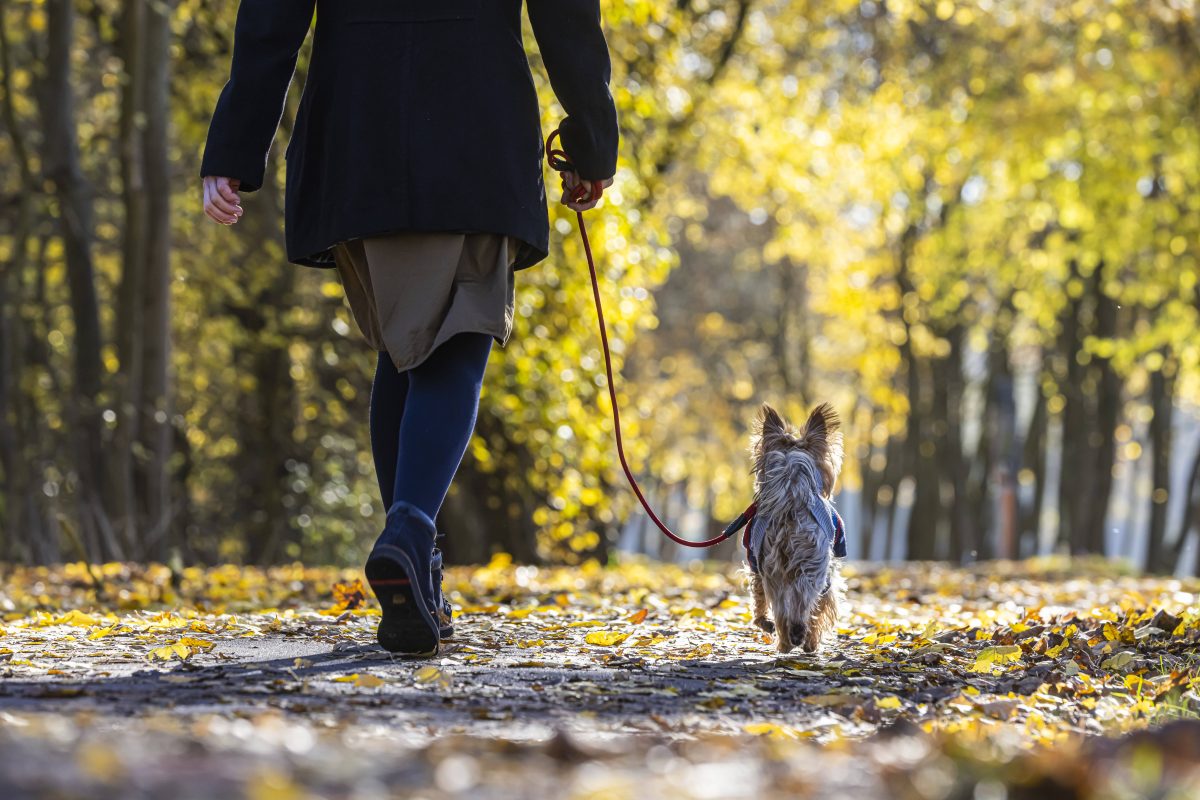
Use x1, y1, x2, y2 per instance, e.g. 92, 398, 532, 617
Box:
330, 579, 367, 612
973, 645, 1022, 672
1101, 651, 1136, 671
87, 625, 119, 640
585, 631, 630, 647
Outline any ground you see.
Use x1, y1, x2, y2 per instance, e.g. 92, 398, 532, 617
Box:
1, 556, 1198, 799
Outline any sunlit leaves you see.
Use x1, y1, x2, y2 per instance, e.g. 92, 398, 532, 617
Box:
585, 630, 631, 646
972, 645, 1023, 673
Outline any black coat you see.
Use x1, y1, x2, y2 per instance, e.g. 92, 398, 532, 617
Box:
199, 0, 619, 270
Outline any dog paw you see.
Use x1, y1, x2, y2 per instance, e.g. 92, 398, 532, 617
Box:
754, 617, 775, 633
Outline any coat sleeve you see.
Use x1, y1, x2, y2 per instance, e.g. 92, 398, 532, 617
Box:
527, 0, 619, 182
199, 0, 316, 192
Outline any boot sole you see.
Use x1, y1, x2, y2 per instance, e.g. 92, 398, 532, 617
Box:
365, 546, 440, 657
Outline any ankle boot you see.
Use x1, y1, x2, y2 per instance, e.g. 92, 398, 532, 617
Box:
364, 501, 441, 656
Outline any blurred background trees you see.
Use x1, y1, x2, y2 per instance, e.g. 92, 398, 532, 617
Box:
1, 0, 1197, 571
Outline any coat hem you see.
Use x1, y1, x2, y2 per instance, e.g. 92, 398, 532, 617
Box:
288, 226, 549, 272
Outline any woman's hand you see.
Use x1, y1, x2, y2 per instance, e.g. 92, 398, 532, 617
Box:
560, 171, 613, 212
203, 176, 244, 225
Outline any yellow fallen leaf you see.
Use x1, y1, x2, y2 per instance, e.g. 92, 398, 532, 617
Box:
148, 643, 194, 662
917, 621, 941, 641
585, 630, 630, 647
743, 722, 794, 738
177, 636, 215, 651
1101, 651, 1135, 671
876, 696, 902, 710
330, 579, 367, 612
632, 634, 671, 647
627, 609, 648, 625
333, 673, 360, 683
87, 625, 119, 640
505, 608, 536, 619
1124, 674, 1147, 694
414, 666, 443, 684
56, 610, 101, 628
972, 645, 1022, 672
1045, 638, 1071, 658
355, 673, 385, 688
414, 666, 452, 689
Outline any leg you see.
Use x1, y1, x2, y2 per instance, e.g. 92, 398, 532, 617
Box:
392, 331, 493, 519
747, 570, 774, 633
804, 578, 841, 653
369, 350, 409, 509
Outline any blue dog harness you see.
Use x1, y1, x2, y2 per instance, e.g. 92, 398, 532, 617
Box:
743, 495, 846, 575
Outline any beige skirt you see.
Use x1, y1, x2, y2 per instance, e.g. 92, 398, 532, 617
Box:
332, 233, 519, 372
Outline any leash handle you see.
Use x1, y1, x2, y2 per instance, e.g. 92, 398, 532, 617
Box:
546, 129, 755, 549
547, 130, 604, 205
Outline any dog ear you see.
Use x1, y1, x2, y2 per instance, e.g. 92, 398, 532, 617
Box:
802, 402, 839, 440
750, 403, 788, 470
756, 403, 787, 439
802, 403, 843, 479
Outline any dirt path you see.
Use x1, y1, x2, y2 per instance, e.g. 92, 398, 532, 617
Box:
1, 558, 1198, 797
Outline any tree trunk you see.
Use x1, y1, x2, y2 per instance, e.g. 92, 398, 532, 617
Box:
938, 327, 969, 562
859, 409, 882, 561
1145, 350, 1176, 572
1055, 260, 1120, 556
111, 0, 149, 558
1178, 442, 1200, 576
0, 0, 38, 561
1019, 386, 1048, 556
41, 0, 114, 562
903, 354, 939, 560
989, 329, 1017, 559
138, 0, 176, 560
1079, 272, 1121, 555
875, 436, 905, 561
439, 421, 540, 566
1055, 265, 1086, 553
237, 330, 297, 564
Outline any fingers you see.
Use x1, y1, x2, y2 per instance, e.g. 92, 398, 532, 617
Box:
564, 196, 599, 212
202, 176, 242, 225
562, 177, 606, 212
217, 179, 241, 205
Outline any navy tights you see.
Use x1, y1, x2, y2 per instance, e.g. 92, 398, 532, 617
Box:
368, 332, 493, 520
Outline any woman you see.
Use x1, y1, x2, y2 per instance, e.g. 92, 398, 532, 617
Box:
200, 0, 618, 656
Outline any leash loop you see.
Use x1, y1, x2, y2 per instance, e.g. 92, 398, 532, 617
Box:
546, 129, 755, 549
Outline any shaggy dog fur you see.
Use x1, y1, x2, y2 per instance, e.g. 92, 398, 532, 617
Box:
745, 403, 845, 653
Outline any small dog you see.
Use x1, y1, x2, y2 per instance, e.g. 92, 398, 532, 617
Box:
743, 402, 846, 653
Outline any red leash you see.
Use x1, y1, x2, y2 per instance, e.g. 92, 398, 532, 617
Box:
546, 131, 756, 549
